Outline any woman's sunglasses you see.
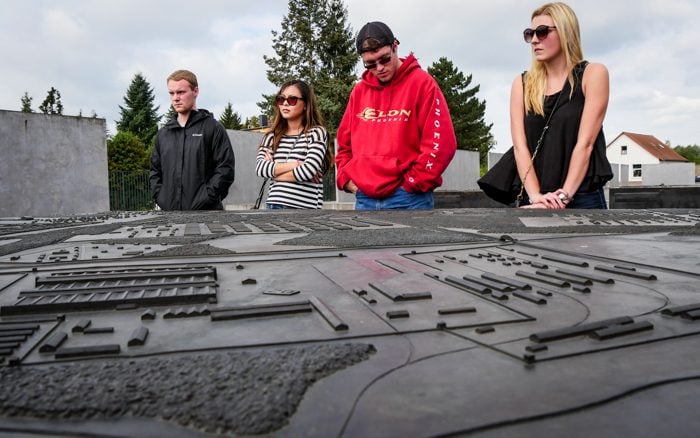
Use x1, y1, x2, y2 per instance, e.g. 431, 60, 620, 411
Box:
523, 25, 557, 43
275, 95, 303, 106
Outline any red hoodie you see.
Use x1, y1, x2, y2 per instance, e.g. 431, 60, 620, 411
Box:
336, 53, 457, 199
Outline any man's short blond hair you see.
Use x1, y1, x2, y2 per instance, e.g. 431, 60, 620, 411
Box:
167, 70, 198, 89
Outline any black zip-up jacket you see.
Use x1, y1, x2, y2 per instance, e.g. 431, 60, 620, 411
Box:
150, 109, 235, 210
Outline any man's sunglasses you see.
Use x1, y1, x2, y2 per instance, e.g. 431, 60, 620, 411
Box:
523, 25, 557, 43
363, 52, 393, 70
275, 95, 303, 106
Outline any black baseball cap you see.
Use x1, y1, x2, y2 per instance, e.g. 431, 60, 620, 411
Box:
356, 21, 396, 53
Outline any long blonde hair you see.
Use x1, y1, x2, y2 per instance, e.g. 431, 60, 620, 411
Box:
524, 2, 584, 115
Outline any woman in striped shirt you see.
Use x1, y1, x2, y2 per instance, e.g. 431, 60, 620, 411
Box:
255, 79, 331, 209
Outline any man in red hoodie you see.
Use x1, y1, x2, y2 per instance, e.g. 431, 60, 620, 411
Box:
336, 21, 457, 210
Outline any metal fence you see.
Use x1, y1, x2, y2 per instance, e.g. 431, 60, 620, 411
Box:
109, 170, 154, 211
110, 169, 335, 211
323, 168, 336, 202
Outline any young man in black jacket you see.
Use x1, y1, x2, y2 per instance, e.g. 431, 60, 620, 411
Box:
150, 70, 235, 210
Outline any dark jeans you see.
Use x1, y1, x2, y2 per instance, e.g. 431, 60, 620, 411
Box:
266, 203, 296, 210
355, 187, 434, 210
568, 187, 607, 209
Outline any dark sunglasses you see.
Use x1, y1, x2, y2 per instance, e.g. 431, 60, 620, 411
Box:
275, 95, 304, 106
363, 52, 393, 70
523, 25, 557, 43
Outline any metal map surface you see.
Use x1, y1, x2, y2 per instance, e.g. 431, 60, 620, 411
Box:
0, 208, 698, 437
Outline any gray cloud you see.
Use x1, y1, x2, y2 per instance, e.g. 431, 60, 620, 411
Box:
1, 0, 698, 150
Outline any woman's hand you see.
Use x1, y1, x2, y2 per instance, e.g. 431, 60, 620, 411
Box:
520, 191, 568, 209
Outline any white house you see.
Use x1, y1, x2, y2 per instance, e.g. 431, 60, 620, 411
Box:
606, 131, 692, 186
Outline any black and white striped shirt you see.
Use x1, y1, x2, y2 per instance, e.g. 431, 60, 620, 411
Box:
255, 126, 329, 209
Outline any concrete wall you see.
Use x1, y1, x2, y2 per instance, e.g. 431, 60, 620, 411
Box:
610, 162, 694, 187
487, 151, 505, 170
0, 114, 487, 214
642, 162, 695, 186
222, 130, 266, 209
0, 110, 109, 217
439, 150, 480, 191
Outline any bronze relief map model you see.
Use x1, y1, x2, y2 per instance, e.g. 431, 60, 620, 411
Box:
0, 207, 699, 437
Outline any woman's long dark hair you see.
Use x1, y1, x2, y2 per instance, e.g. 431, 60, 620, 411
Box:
264, 79, 333, 172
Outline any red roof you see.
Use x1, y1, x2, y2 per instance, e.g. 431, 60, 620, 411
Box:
610, 132, 688, 162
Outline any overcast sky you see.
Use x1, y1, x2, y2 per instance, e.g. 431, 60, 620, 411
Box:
1, 0, 698, 152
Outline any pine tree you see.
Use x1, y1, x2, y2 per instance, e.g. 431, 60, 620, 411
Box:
39, 87, 63, 115
313, 0, 357, 131
162, 105, 177, 125
117, 73, 161, 147
219, 102, 244, 130
262, 0, 356, 133
20, 92, 33, 113
428, 57, 494, 167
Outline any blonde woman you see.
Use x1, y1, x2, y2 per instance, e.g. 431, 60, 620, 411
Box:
255, 80, 330, 209
512, 2, 612, 208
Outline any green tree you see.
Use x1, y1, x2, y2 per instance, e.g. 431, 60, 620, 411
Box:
262, 0, 356, 133
39, 87, 63, 115
162, 105, 177, 125
107, 131, 149, 172
428, 57, 494, 168
244, 116, 261, 129
107, 131, 154, 211
117, 73, 161, 147
20, 92, 33, 112
313, 0, 357, 131
674, 144, 700, 164
219, 102, 244, 130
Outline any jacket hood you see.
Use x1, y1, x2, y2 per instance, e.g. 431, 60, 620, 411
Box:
359, 53, 420, 89
163, 108, 214, 129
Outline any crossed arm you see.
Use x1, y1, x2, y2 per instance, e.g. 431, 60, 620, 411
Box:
260, 150, 300, 182
255, 128, 328, 183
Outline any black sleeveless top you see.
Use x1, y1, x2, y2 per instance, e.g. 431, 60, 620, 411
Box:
524, 61, 613, 193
